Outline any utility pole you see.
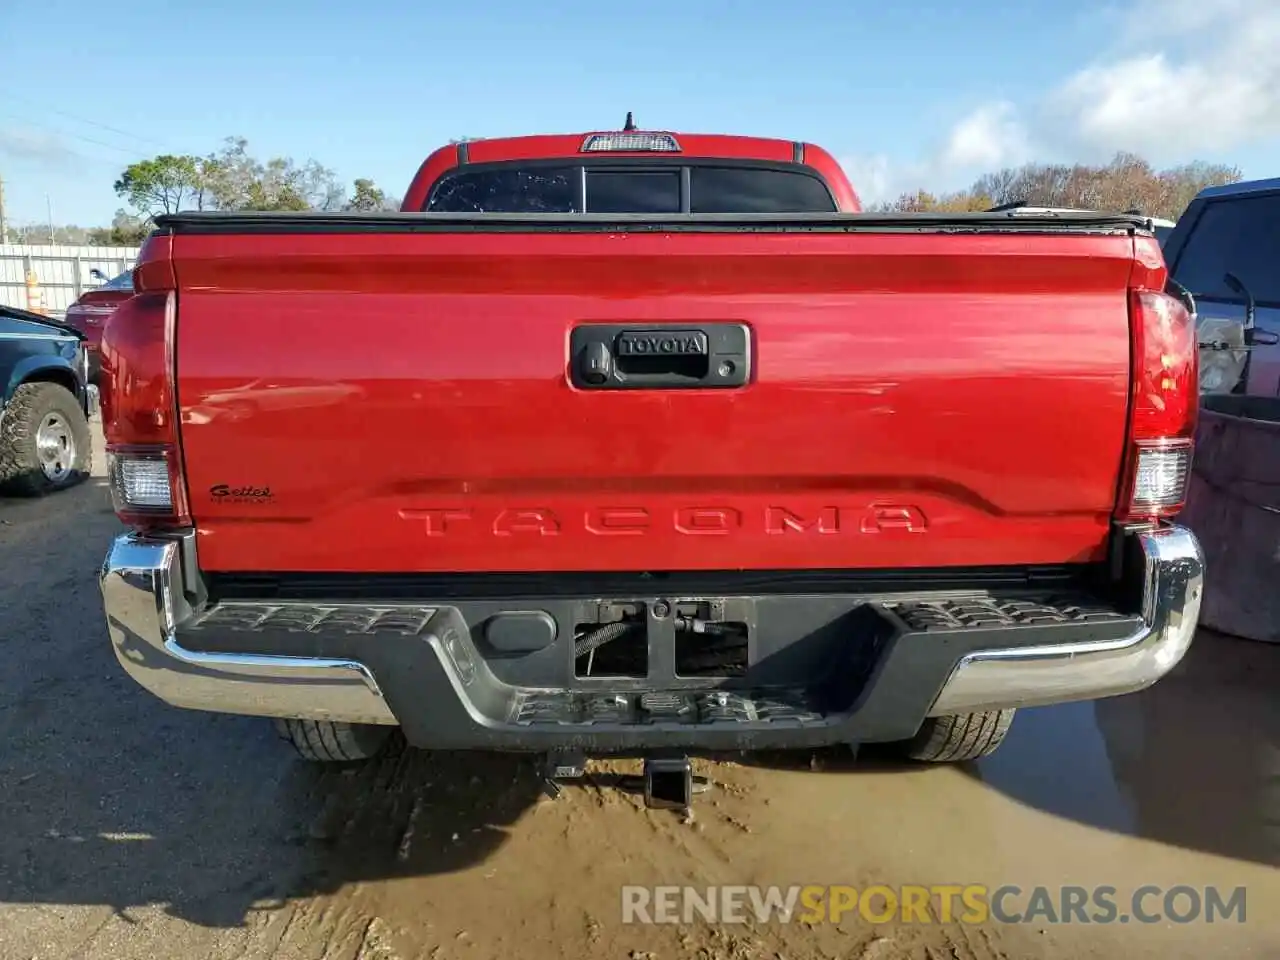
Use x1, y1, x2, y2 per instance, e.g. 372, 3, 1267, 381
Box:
46, 194, 55, 245
0, 174, 8, 243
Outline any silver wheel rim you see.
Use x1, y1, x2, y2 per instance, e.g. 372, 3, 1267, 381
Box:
36, 412, 76, 483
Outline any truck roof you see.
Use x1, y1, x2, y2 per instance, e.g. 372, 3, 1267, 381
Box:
1195, 177, 1280, 200
457, 131, 804, 163
401, 131, 861, 212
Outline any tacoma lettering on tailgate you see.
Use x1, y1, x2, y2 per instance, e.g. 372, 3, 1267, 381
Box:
399, 505, 928, 536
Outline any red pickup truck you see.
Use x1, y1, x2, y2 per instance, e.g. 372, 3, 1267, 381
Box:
99, 129, 1203, 804
63, 269, 134, 384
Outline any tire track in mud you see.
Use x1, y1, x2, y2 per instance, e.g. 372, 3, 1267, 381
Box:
518, 756, 1012, 960
259, 747, 1016, 960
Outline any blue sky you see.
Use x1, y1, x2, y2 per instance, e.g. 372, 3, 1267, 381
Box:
2, 0, 1277, 225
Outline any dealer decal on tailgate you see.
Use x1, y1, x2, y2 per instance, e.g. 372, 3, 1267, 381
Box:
209, 484, 275, 505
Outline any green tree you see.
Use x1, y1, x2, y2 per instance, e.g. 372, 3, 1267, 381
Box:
345, 178, 391, 211
88, 209, 151, 246
205, 137, 343, 212
114, 137, 413, 218
113, 155, 212, 216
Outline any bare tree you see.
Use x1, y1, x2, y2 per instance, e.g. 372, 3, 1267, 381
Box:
896, 154, 1243, 220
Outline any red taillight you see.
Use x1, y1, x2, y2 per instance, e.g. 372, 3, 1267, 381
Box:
101, 289, 189, 529
1116, 289, 1198, 522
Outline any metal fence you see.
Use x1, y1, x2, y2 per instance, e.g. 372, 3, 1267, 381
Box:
0, 244, 141, 318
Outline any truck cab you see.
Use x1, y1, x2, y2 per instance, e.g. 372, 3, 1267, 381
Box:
401, 130, 861, 214
1161, 178, 1280, 396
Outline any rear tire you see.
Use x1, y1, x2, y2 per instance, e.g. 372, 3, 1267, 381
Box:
274, 718, 393, 763
896, 709, 1015, 762
0, 382, 91, 496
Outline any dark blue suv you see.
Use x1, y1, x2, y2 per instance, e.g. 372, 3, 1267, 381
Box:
0, 306, 94, 496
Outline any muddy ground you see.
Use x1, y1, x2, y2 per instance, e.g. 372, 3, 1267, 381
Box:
0, 425, 1277, 959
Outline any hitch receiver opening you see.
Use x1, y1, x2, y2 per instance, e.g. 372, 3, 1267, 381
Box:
644, 756, 694, 810
542, 751, 587, 799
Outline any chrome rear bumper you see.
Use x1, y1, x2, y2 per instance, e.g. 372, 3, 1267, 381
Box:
101, 526, 1203, 734
100, 535, 396, 725
928, 526, 1204, 715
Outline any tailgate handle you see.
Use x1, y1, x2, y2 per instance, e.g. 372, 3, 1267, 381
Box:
570, 324, 751, 390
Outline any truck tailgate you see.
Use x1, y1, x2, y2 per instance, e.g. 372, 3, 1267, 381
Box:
171, 228, 1135, 573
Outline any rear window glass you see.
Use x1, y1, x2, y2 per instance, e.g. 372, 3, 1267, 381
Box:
1173, 194, 1280, 304
102, 271, 134, 291
428, 166, 579, 213
690, 167, 836, 213
426, 164, 836, 214
586, 170, 680, 213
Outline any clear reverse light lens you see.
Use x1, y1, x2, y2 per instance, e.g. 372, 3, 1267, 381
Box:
1130, 443, 1192, 511
581, 133, 681, 152
110, 455, 173, 510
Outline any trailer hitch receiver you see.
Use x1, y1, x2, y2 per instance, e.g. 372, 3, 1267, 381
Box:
644, 756, 693, 810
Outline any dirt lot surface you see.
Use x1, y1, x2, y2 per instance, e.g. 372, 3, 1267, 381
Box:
1, 425, 1277, 959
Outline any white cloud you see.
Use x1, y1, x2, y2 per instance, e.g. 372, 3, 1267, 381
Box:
839, 154, 901, 207
844, 0, 1280, 205
0, 128, 84, 169
939, 103, 1028, 169
843, 102, 1028, 206
1119, 0, 1262, 40
1048, 2, 1280, 156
